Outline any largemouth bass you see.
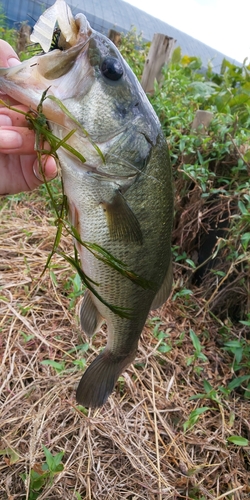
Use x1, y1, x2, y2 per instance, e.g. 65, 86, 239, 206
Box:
0, 0, 174, 408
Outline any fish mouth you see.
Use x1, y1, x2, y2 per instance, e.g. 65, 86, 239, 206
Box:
30, 1, 93, 53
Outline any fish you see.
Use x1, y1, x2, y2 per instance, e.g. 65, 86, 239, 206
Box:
0, 0, 174, 408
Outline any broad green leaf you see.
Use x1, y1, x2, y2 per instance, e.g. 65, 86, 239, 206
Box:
189, 393, 206, 400
228, 375, 250, 390
183, 406, 210, 431
188, 81, 218, 98
185, 259, 196, 268
179, 138, 186, 152
75, 493, 83, 500
189, 329, 201, 353
158, 344, 172, 353
203, 380, 213, 393
42, 445, 54, 471
243, 150, 250, 163
224, 340, 243, 348
238, 200, 248, 215
190, 406, 210, 416
241, 232, 250, 250
53, 452, 65, 468
240, 319, 250, 326
171, 46, 182, 64
227, 436, 249, 446
40, 360, 65, 371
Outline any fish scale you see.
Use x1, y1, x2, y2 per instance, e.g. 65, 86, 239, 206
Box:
0, 0, 174, 408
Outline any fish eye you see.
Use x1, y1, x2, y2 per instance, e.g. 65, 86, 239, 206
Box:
100, 57, 123, 81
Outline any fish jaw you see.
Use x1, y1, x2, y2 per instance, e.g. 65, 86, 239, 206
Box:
0, 7, 94, 125
0, 39, 95, 127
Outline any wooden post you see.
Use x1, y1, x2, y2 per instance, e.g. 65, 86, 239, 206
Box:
191, 110, 214, 132
141, 34, 176, 94
108, 29, 121, 47
17, 23, 31, 56
183, 110, 214, 164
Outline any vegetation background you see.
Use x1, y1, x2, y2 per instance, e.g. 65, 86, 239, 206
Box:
0, 10, 249, 500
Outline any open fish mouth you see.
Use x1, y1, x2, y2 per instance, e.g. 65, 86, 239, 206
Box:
0, 2, 97, 119
30, 0, 93, 53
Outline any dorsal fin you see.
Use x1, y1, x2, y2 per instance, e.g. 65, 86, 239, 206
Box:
151, 260, 172, 310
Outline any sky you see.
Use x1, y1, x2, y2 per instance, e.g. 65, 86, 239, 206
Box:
125, 0, 249, 64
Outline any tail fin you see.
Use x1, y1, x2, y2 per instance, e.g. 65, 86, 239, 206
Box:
76, 349, 135, 408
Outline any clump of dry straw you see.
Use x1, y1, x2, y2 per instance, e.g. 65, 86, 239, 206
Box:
0, 187, 249, 499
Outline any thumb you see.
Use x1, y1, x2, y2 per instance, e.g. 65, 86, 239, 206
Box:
0, 40, 20, 68
32, 156, 58, 182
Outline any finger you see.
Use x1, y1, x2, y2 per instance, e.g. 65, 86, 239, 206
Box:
0, 42, 21, 105
0, 127, 54, 156
0, 106, 29, 127
32, 155, 58, 182
0, 126, 36, 154
0, 94, 21, 106
0, 40, 20, 67
0, 150, 58, 195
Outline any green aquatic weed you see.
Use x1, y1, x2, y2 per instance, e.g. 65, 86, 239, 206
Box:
0, 91, 153, 317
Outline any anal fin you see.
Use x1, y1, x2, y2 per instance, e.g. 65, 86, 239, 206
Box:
80, 290, 103, 337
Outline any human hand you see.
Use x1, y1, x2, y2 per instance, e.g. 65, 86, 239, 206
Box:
0, 40, 57, 195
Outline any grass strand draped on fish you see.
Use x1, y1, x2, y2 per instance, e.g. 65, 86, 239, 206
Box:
1, 93, 153, 318
0, 0, 174, 408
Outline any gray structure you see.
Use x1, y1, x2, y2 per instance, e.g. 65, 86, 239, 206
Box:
2, 0, 239, 72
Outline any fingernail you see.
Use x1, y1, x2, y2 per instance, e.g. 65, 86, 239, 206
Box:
33, 157, 57, 182
47, 167, 58, 180
8, 57, 20, 67
33, 161, 44, 182
0, 115, 12, 126
0, 129, 23, 149
44, 157, 58, 180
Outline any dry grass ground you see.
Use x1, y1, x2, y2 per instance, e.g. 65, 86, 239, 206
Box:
0, 186, 249, 500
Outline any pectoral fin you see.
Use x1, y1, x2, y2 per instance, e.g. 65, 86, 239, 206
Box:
67, 201, 82, 254
101, 191, 143, 244
150, 260, 173, 310
80, 290, 103, 337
